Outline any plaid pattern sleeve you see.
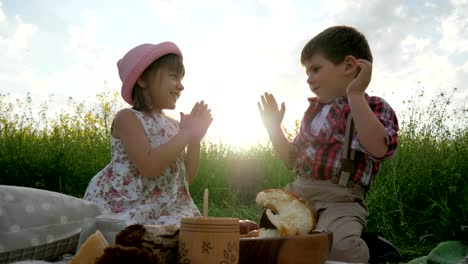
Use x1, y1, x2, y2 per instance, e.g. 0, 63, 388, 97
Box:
352, 96, 399, 161
293, 95, 399, 187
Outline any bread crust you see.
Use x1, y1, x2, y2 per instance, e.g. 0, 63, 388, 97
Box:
70, 230, 109, 264
97, 224, 179, 264
256, 189, 317, 236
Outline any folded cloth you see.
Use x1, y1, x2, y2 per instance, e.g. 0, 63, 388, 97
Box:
427, 241, 468, 264
408, 256, 429, 264
8, 254, 72, 264
0, 185, 106, 263
325, 261, 361, 264
408, 241, 468, 264
9, 261, 53, 264
9, 259, 69, 264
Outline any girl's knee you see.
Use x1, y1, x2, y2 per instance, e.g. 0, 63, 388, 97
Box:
328, 236, 370, 263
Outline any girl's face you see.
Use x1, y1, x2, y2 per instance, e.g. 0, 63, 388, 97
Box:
151, 66, 184, 112
138, 64, 184, 113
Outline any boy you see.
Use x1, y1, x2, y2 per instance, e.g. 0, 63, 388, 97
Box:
257, 25, 399, 262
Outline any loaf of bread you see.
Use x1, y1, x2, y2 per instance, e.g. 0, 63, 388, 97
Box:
95, 224, 179, 264
70, 230, 109, 264
95, 245, 159, 264
256, 189, 316, 237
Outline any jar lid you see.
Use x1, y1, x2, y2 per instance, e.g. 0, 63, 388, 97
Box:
181, 217, 239, 225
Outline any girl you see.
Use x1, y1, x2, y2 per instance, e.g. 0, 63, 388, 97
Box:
84, 41, 213, 226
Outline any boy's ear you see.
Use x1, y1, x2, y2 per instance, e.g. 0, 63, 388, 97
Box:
343, 55, 358, 76
136, 77, 146, 88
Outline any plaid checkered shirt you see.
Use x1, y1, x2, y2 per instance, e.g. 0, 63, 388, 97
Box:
292, 94, 399, 188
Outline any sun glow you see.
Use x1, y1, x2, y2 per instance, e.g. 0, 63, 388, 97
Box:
205, 102, 270, 149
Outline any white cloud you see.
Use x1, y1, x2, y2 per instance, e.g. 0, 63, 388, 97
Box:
0, 4, 118, 117
399, 35, 432, 64
315, 0, 466, 113
424, 2, 437, 8
147, 0, 192, 30
0, 1, 5, 23
65, 25, 99, 61
401, 35, 431, 54
10, 16, 38, 49
462, 61, 468, 73
439, 6, 468, 53
0, 16, 38, 56
0, 12, 39, 97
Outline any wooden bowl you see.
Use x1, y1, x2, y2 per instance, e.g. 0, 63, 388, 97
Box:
239, 230, 332, 264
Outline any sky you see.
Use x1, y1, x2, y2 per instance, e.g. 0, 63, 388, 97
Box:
1, 0, 467, 148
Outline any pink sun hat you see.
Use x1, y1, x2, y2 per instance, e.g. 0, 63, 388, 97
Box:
117, 41, 183, 105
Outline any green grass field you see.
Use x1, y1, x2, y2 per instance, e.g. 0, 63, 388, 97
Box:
1, 88, 466, 261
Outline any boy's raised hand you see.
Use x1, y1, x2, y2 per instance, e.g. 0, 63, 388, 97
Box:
180, 101, 213, 143
257, 92, 286, 134
346, 59, 372, 96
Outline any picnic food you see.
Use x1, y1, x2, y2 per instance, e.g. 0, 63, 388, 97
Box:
239, 219, 259, 234
96, 245, 158, 264
95, 224, 179, 264
70, 230, 109, 264
255, 189, 316, 237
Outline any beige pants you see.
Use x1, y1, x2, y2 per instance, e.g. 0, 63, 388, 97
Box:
287, 177, 370, 263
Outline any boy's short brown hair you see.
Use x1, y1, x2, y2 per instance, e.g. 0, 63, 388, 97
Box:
301, 25, 373, 65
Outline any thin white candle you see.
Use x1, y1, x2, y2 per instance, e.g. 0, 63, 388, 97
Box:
203, 188, 208, 217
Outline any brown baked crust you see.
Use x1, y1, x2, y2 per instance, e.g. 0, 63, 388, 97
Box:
115, 224, 147, 248
111, 224, 179, 263
249, 229, 260, 237
261, 189, 316, 221
283, 189, 317, 229
256, 189, 317, 236
70, 230, 109, 264
240, 229, 260, 238
239, 219, 259, 235
96, 245, 159, 264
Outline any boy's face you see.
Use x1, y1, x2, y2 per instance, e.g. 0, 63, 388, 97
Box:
303, 53, 348, 103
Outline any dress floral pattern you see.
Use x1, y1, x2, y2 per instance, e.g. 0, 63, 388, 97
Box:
84, 109, 201, 226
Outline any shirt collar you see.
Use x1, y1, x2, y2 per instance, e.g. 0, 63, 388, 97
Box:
307, 93, 370, 107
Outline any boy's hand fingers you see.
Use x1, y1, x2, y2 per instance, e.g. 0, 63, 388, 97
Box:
257, 102, 264, 113
208, 116, 213, 126
260, 95, 268, 110
357, 60, 372, 73
280, 102, 286, 118
265, 93, 277, 107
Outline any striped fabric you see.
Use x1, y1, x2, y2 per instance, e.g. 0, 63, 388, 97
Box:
0, 233, 78, 263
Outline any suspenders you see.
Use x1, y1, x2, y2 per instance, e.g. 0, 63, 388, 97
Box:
338, 113, 356, 186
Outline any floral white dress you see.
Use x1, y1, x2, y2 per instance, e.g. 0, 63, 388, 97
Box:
84, 109, 201, 226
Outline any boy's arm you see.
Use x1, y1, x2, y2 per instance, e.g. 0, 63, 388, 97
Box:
258, 93, 296, 169
348, 95, 388, 158
346, 59, 388, 158
266, 126, 296, 169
